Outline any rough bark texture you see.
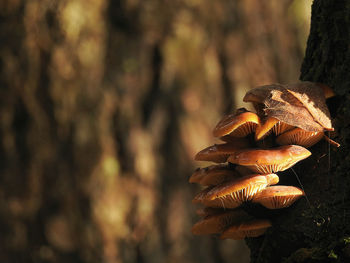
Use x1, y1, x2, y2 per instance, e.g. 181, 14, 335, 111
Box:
246, 0, 350, 262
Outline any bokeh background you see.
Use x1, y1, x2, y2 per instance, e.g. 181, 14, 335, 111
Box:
0, 0, 312, 262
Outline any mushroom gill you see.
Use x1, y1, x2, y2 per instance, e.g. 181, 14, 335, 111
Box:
252, 185, 304, 209
255, 117, 294, 141
275, 127, 324, 148
213, 109, 260, 138
227, 145, 311, 174
194, 174, 279, 210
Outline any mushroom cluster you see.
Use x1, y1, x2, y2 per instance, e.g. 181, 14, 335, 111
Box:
190, 81, 337, 240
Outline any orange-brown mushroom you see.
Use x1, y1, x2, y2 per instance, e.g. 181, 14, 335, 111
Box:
252, 185, 304, 209
189, 164, 233, 184
195, 142, 250, 163
317, 83, 335, 99
199, 168, 242, 186
219, 135, 252, 146
255, 117, 294, 141
234, 165, 255, 176
195, 207, 225, 218
213, 109, 260, 138
265, 173, 280, 185
194, 174, 279, 209
192, 186, 242, 209
275, 128, 324, 148
220, 219, 272, 239
227, 145, 311, 174
192, 209, 250, 235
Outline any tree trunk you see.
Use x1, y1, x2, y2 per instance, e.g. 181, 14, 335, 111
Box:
0, 1, 313, 263
246, 1, 350, 262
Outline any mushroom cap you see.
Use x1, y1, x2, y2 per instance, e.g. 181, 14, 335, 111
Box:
200, 169, 242, 186
192, 186, 242, 209
189, 164, 233, 184
203, 173, 279, 205
193, 187, 213, 204
255, 117, 294, 141
195, 142, 250, 163
227, 145, 311, 173
189, 168, 207, 184
252, 185, 304, 209
191, 209, 251, 235
317, 83, 335, 99
195, 207, 226, 218
220, 219, 272, 240
265, 173, 280, 185
276, 128, 324, 148
234, 165, 256, 176
213, 109, 260, 138
190, 165, 241, 186
219, 135, 252, 146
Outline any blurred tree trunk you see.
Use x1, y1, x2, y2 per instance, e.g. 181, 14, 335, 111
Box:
246, 0, 350, 262
0, 1, 311, 263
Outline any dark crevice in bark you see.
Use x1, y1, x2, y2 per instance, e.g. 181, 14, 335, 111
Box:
142, 42, 163, 126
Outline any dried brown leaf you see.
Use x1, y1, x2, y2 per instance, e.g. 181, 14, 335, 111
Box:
244, 82, 331, 132
286, 82, 333, 130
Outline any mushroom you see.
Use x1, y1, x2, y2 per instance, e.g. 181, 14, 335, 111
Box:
191, 209, 250, 235
255, 117, 294, 141
252, 185, 304, 209
199, 168, 242, 186
275, 128, 324, 148
194, 174, 279, 209
220, 219, 272, 239
227, 145, 311, 174
195, 207, 226, 218
189, 164, 233, 184
213, 108, 260, 138
219, 135, 252, 146
194, 142, 250, 163
192, 186, 242, 209
316, 83, 335, 99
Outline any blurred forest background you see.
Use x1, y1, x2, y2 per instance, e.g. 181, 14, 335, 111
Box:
0, 0, 312, 262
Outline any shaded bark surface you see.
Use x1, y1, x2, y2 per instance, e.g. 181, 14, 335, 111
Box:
247, 0, 350, 262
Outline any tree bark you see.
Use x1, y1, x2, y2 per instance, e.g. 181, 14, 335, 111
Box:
246, 1, 350, 262
0, 1, 313, 263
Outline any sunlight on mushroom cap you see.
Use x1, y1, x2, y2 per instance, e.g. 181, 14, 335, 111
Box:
227, 145, 311, 173
276, 128, 324, 148
192, 186, 242, 209
194, 142, 250, 163
213, 109, 260, 138
255, 117, 294, 141
252, 185, 304, 209
202, 174, 279, 208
